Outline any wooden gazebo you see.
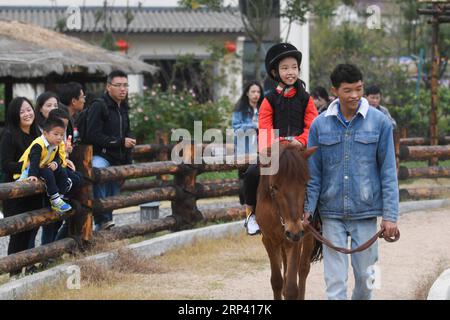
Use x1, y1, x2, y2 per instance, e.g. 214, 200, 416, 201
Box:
0, 19, 158, 125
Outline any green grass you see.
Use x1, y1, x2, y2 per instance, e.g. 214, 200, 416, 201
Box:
197, 170, 238, 181
124, 170, 238, 183
401, 160, 450, 168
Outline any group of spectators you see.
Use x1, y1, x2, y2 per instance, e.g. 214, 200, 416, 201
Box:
0, 70, 135, 277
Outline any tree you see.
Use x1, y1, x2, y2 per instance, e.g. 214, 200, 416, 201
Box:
238, 0, 278, 83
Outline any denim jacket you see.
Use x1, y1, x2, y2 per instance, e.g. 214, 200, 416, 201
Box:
232, 108, 258, 132
305, 97, 399, 222
232, 108, 258, 155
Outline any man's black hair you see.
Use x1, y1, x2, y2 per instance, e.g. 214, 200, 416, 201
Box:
48, 107, 70, 121
311, 86, 330, 103
365, 85, 381, 96
330, 64, 363, 88
57, 82, 83, 106
43, 117, 66, 132
107, 70, 128, 83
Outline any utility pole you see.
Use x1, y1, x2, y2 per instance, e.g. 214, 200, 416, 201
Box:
417, 1, 450, 166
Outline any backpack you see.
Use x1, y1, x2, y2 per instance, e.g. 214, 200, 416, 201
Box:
74, 98, 109, 144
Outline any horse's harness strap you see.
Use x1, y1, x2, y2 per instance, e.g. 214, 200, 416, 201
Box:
305, 224, 400, 255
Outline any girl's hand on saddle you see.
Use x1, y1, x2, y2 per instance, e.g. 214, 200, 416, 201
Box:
381, 219, 398, 238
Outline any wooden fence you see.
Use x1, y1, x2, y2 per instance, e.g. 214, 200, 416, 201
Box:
0, 143, 250, 274
0, 136, 449, 274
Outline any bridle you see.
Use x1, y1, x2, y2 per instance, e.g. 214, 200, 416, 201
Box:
269, 184, 400, 253
270, 184, 305, 238
304, 223, 400, 254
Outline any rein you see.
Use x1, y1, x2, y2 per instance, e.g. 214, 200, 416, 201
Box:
304, 223, 400, 255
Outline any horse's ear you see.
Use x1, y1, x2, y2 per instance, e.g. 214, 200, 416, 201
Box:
302, 146, 317, 159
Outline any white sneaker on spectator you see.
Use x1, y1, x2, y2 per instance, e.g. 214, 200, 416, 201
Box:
245, 213, 260, 235
95, 220, 115, 231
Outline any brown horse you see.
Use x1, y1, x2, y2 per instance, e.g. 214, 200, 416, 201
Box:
256, 142, 322, 300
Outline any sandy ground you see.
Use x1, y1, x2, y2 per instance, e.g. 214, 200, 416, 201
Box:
24, 204, 450, 300
204, 206, 450, 300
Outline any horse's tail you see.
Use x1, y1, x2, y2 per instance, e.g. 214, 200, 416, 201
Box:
310, 209, 323, 263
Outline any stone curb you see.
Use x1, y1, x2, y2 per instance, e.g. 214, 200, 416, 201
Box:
0, 199, 449, 300
0, 221, 246, 300
427, 269, 450, 300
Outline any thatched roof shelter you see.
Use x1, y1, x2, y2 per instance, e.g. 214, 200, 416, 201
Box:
0, 20, 158, 125
0, 20, 157, 79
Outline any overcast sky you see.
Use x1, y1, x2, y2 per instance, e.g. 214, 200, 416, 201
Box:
0, 0, 237, 7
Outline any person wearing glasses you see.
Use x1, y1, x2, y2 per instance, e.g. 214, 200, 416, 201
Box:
86, 70, 136, 231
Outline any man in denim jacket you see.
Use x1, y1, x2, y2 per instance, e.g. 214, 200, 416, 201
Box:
304, 64, 399, 300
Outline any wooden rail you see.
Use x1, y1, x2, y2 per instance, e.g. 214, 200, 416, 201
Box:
400, 136, 450, 146
399, 145, 450, 161
0, 136, 448, 275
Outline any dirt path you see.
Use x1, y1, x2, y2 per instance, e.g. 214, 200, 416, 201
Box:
27, 205, 450, 300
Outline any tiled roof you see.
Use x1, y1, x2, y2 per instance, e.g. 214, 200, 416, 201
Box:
0, 6, 244, 33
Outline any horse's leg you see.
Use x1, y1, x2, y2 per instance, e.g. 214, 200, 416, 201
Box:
262, 236, 283, 300
281, 246, 287, 298
297, 233, 315, 299
284, 242, 300, 300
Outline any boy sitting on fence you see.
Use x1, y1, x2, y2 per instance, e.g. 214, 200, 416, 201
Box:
14, 117, 73, 214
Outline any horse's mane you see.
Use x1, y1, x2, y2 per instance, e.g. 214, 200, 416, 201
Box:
258, 143, 310, 201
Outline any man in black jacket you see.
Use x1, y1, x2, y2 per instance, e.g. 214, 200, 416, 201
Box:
86, 70, 136, 230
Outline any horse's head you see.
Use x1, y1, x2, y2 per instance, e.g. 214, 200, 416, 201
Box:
262, 143, 316, 242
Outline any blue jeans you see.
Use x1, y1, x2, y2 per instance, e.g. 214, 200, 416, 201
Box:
322, 217, 378, 300
41, 221, 63, 245
41, 169, 83, 245
92, 156, 120, 226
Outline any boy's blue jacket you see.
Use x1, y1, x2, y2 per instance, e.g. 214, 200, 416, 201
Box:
305, 97, 399, 222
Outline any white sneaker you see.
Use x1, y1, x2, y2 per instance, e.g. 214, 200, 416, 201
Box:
96, 220, 115, 231
245, 213, 260, 235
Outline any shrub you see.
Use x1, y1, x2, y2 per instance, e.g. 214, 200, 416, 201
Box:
129, 85, 234, 144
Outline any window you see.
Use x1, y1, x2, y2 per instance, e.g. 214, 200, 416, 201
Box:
143, 58, 213, 103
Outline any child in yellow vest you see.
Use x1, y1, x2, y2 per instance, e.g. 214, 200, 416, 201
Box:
16, 117, 72, 213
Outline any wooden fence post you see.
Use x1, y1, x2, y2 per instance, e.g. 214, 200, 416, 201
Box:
68, 144, 94, 245
156, 131, 170, 182
400, 127, 407, 139
171, 143, 203, 228
394, 130, 400, 176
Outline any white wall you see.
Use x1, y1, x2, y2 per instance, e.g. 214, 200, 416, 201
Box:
0, 0, 238, 7
279, 0, 310, 91
77, 33, 243, 100
13, 83, 45, 103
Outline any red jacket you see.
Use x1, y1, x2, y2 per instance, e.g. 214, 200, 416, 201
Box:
258, 86, 318, 152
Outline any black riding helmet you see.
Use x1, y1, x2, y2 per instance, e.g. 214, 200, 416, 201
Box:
265, 43, 302, 83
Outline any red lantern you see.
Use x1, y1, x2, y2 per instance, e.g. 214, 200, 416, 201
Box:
115, 39, 130, 52
224, 41, 236, 54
